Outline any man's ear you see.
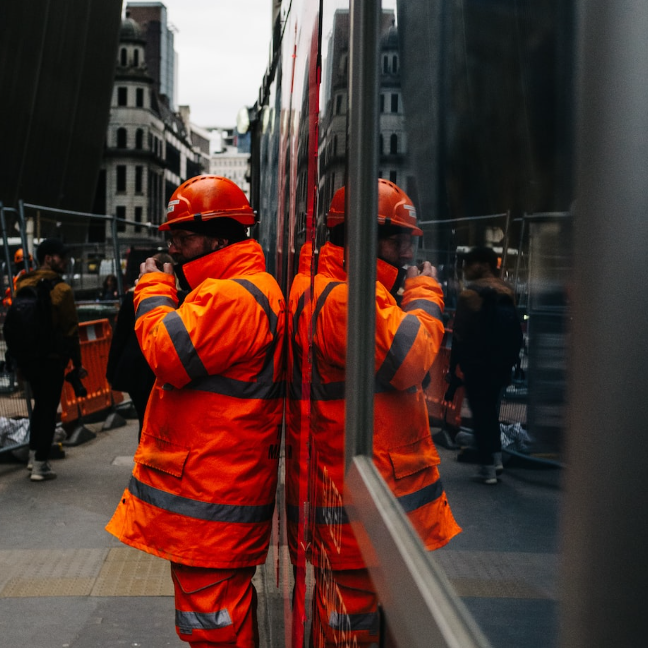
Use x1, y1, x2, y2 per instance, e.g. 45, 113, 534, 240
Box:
210, 238, 229, 251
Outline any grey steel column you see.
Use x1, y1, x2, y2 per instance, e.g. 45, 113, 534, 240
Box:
562, 2, 648, 647
345, 0, 380, 467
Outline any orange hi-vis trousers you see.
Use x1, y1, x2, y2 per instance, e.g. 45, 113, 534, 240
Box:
312, 568, 381, 647
171, 564, 258, 648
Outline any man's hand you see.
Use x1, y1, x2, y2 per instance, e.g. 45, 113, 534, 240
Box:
139, 258, 174, 281
77, 366, 88, 379
406, 261, 438, 279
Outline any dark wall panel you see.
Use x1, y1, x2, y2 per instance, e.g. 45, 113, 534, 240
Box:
0, 0, 122, 211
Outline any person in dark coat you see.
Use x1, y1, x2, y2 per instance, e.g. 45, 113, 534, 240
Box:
106, 253, 174, 438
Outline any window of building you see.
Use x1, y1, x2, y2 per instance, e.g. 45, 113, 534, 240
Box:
135, 206, 142, 233
117, 87, 127, 106
134, 49, 139, 67
392, 55, 398, 73
390, 170, 397, 183
116, 165, 126, 192
136, 88, 144, 108
391, 93, 399, 113
136, 129, 144, 149
390, 134, 398, 154
135, 166, 143, 193
120, 48, 127, 66
379, 134, 384, 155
117, 128, 127, 148
380, 94, 385, 113
336, 94, 343, 115
116, 206, 126, 233
383, 56, 389, 74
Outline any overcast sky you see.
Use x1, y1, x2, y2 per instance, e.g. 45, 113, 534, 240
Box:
143, 0, 274, 128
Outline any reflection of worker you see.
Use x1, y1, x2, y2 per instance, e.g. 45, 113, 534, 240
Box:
296, 180, 461, 647
285, 241, 313, 569
2, 248, 33, 307
106, 176, 285, 647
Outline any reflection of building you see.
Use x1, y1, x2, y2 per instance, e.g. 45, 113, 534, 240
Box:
378, 21, 410, 191
97, 13, 206, 245
318, 10, 410, 229
208, 128, 251, 198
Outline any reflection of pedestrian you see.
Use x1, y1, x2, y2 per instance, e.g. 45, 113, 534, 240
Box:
298, 180, 461, 647
448, 246, 522, 484
106, 176, 285, 647
106, 255, 173, 438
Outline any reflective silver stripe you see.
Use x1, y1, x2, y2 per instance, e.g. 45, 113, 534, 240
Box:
403, 298, 443, 322
128, 476, 275, 523
291, 291, 308, 392
311, 380, 347, 401
162, 311, 209, 381
310, 377, 408, 401
232, 278, 279, 384
315, 505, 350, 525
188, 374, 284, 400
136, 295, 176, 319
315, 480, 443, 524
286, 503, 300, 524
375, 315, 421, 385
232, 278, 278, 333
396, 479, 444, 513
176, 609, 233, 634
329, 610, 380, 634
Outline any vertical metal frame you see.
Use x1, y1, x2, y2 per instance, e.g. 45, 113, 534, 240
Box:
343, 1, 491, 646
345, 0, 380, 468
562, 2, 648, 646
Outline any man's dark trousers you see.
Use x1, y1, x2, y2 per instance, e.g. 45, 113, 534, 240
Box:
21, 359, 66, 461
463, 368, 507, 466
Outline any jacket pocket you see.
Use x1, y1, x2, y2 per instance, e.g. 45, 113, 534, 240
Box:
389, 434, 440, 479
134, 433, 189, 478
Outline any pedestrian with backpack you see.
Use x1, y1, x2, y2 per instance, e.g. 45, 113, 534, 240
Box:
3, 238, 87, 481
447, 246, 523, 484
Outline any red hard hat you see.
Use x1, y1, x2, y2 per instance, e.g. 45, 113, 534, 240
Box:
326, 179, 423, 235
161, 175, 255, 231
13, 248, 32, 264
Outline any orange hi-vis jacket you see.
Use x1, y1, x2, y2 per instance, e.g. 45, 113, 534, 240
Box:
286, 242, 314, 565
300, 243, 461, 570
106, 239, 286, 569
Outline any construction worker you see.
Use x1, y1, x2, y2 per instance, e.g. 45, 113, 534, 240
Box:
106, 176, 285, 648
294, 180, 461, 647
2, 248, 33, 307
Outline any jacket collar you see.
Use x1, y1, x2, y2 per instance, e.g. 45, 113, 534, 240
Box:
182, 239, 266, 289
318, 242, 399, 292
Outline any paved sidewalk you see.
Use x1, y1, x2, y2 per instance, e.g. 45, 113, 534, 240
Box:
0, 414, 560, 647
0, 417, 281, 648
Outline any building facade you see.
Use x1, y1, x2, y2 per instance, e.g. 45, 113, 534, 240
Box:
99, 13, 205, 248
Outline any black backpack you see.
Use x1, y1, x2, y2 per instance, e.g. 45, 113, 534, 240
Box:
3, 277, 62, 366
472, 284, 524, 371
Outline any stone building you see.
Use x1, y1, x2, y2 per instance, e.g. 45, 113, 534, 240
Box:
98, 12, 206, 247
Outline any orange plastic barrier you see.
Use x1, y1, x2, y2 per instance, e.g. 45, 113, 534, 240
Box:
424, 329, 465, 429
60, 319, 123, 423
